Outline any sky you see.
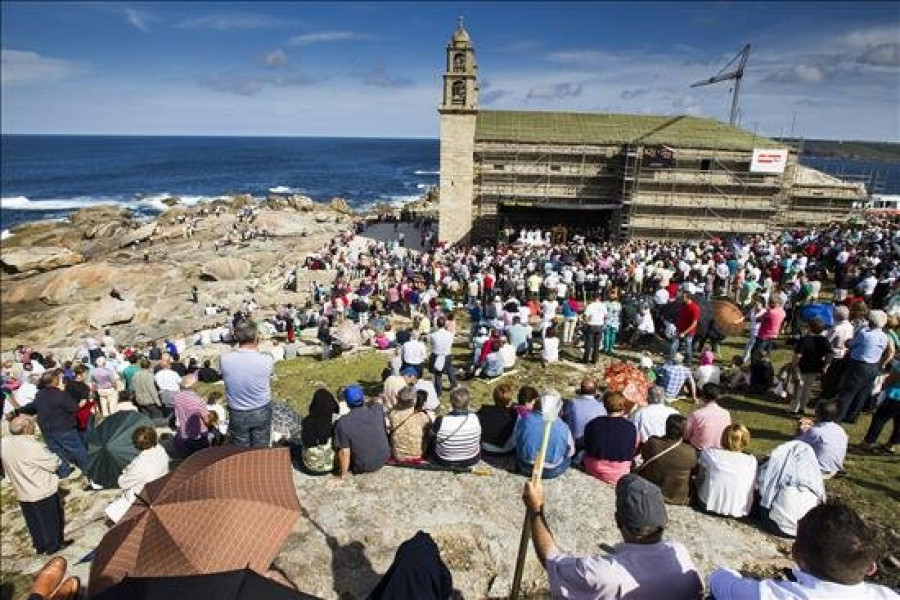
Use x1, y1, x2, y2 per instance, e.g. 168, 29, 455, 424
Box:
2, 2, 899, 141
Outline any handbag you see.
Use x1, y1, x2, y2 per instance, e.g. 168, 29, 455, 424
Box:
635, 440, 682, 473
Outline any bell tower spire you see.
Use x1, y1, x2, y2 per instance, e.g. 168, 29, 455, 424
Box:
440, 15, 477, 113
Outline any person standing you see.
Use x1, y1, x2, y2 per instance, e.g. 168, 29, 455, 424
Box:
752, 297, 786, 357
91, 357, 120, 417
1, 415, 68, 555
220, 321, 274, 448
429, 317, 457, 396
790, 317, 833, 415
670, 288, 700, 366
18, 370, 87, 479
582, 294, 607, 364
837, 310, 889, 423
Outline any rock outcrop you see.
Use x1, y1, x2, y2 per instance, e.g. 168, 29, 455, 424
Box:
88, 298, 136, 328
201, 257, 252, 281
118, 223, 158, 248
0, 246, 84, 273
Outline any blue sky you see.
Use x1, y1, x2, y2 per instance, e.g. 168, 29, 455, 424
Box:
2, 2, 898, 140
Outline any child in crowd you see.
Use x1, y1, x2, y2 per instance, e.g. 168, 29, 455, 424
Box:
206, 391, 228, 437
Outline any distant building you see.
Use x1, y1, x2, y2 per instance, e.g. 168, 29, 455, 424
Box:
437, 20, 868, 245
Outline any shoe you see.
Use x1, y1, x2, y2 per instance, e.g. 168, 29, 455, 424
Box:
50, 576, 80, 600
30, 556, 67, 598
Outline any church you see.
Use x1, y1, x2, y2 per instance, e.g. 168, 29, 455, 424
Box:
437, 20, 867, 245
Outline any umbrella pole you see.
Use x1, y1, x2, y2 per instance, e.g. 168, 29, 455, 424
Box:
509, 416, 554, 599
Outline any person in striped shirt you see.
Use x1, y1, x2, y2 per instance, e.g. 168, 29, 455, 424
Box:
429, 388, 481, 468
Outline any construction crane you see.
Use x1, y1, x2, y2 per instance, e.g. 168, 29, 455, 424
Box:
691, 44, 751, 126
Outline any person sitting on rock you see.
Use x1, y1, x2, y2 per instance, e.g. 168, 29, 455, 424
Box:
708, 503, 897, 599
428, 387, 482, 468
332, 385, 391, 482
582, 392, 639, 485
301, 389, 340, 475
477, 383, 518, 454
522, 474, 703, 599
105, 426, 170, 523
515, 390, 574, 479
635, 414, 698, 505
684, 384, 732, 451
388, 386, 432, 464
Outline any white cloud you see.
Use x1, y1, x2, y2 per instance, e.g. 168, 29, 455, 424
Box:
123, 7, 151, 31
288, 31, 370, 46
177, 13, 282, 31
526, 82, 583, 100
858, 42, 900, 67
1, 49, 82, 86
264, 49, 288, 68
839, 24, 900, 49
546, 50, 608, 64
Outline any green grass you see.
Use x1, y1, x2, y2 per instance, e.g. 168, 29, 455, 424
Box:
246, 330, 898, 587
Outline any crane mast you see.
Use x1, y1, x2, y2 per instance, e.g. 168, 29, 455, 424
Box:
691, 44, 751, 126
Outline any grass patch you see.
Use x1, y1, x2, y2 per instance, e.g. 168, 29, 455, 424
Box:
0, 570, 32, 600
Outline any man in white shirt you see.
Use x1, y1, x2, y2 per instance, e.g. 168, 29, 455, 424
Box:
709, 503, 898, 599
400, 331, 428, 377
429, 317, 457, 396
154, 364, 182, 414
523, 474, 703, 600
631, 386, 679, 444
582, 294, 607, 364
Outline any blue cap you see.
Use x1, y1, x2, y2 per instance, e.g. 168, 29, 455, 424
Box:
343, 385, 365, 407
400, 366, 419, 377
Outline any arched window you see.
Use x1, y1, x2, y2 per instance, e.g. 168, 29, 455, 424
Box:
451, 80, 466, 104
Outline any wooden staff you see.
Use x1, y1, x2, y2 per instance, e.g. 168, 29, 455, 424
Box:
509, 390, 562, 599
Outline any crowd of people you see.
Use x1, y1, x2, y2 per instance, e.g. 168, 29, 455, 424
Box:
3, 215, 900, 598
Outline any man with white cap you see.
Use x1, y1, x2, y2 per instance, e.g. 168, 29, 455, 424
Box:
522, 474, 702, 599
837, 309, 889, 423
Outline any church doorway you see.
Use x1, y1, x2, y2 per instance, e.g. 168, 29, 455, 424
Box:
497, 203, 620, 243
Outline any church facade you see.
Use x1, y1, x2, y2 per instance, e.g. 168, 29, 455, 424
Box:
437, 21, 867, 245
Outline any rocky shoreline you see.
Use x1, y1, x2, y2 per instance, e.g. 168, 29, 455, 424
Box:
0, 194, 369, 355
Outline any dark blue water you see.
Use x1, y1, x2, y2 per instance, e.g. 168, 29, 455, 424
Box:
2, 135, 898, 231
1, 135, 439, 230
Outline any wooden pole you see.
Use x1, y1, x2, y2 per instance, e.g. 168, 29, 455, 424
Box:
509, 391, 560, 599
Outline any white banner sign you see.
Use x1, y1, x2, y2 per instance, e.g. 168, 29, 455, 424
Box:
750, 148, 788, 174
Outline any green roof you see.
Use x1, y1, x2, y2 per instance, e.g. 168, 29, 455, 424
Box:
475, 110, 776, 151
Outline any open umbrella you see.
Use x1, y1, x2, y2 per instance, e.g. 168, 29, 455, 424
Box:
92, 568, 317, 600
86, 411, 154, 488
711, 299, 746, 336
88, 446, 302, 597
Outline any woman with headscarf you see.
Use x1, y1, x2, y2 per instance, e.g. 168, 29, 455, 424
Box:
301, 389, 340, 475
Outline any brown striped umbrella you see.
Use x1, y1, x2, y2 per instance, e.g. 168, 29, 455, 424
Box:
712, 299, 747, 336
88, 446, 301, 597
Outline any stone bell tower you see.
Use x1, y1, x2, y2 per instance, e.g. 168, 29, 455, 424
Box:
438, 17, 478, 246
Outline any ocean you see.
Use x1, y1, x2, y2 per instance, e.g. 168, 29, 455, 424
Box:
2, 135, 898, 232
1, 135, 440, 231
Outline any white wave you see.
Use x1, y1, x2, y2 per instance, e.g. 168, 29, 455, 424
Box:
413, 170, 439, 176
416, 183, 430, 190
2, 194, 229, 213
1, 229, 11, 240
269, 186, 304, 195
388, 194, 421, 207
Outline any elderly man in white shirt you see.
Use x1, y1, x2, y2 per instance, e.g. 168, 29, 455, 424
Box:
631, 386, 678, 444
709, 503, 897, 599
400, 331, 428, 377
